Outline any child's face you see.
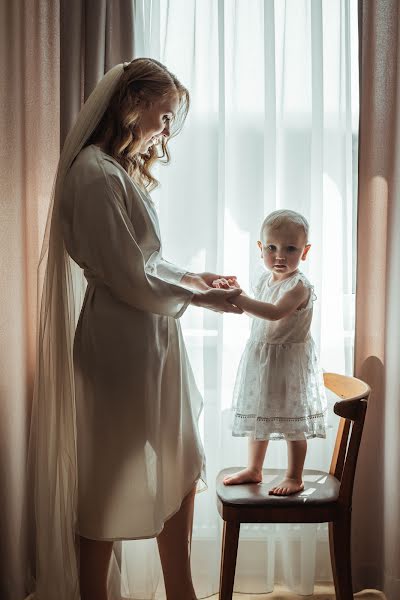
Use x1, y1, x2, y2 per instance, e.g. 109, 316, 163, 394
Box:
258, 224, 311, 279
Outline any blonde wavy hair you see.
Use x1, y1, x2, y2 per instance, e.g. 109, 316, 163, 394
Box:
87, 57, 189, 191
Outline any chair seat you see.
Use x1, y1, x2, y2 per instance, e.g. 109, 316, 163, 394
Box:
217, 467, 340, 507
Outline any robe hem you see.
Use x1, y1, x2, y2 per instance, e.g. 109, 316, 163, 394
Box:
76, 469, 207, 542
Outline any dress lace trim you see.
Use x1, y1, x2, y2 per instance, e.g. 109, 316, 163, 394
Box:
235, 410, 326, 423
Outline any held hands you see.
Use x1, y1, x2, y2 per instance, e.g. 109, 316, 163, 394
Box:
182, 271, 243, 314
182, 271, 239, 292
212, 276, 249, 300
212, 277, 240, 290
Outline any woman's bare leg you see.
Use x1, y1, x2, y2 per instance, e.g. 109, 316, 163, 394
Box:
157, 485, 197, 600
79, 535, 114, 600
269, 439, 307, 495
223, 437, 269, 485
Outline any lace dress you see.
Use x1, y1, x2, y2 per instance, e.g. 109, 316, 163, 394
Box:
232, 270, 326, 441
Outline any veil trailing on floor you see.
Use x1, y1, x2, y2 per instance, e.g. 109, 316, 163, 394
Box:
26, 63, 125, 600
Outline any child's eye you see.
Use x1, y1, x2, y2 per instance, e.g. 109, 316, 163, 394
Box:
266, 245, 276, 252
287, 246, 297, 252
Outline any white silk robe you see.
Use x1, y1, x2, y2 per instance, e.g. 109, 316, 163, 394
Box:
60, 144, 206, 540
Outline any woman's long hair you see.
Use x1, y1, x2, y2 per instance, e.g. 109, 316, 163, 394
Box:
88, 58, 189, 190
27, 58, 189, 600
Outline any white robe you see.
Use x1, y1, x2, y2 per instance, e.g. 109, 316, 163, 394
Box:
60, 144, 206, 541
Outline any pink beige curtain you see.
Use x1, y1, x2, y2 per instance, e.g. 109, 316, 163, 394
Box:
353, 2, 400, 599
60, 0, 134, 145
0, 2, 59, 599
0, 2, 134, 599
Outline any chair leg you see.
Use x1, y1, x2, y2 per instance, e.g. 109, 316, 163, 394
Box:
219, 521, 240, 600
329, 514, 353, 600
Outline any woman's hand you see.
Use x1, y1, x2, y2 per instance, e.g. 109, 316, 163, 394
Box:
191, 288, 243, 314
182, 271, 238, 291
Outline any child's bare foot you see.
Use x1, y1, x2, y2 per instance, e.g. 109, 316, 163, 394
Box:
268, 477, 304, 496
223, 468, 262, 485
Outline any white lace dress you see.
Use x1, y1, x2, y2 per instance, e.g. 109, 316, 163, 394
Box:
232, 270, 326, 441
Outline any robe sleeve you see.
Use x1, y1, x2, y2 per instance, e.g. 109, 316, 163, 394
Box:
61, 161, 194, 319
154, 257, 188, 284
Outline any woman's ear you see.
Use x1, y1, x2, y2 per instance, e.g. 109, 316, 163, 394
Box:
301, 244, 311, 261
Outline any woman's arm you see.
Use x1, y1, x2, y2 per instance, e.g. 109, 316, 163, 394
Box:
233, 281, 309, 321
152, 258, 188, 285
62, 164, 243, 317
151, 263, 242, 313
62, 168, 196, 318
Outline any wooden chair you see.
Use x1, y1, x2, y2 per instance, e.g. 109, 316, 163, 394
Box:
216, 372, 370, 600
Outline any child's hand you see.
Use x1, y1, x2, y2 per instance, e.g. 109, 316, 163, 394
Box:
212, 277, 240, 290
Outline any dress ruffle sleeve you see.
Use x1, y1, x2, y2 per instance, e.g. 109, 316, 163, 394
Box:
281, 272, 317, 304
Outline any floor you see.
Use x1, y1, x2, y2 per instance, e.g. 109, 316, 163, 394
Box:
209, 584, 386, 599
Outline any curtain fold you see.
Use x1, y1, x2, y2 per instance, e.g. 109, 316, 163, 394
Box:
0, 2, 60, 599
60, 0, 135, 146
353, 2, 400, 599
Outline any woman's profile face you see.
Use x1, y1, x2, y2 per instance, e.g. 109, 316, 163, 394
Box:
137, 92, 179, 154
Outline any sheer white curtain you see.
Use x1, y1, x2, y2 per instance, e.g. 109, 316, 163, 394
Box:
116, 1, 359, 597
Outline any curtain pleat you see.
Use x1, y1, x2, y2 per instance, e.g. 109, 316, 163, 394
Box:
60, 0, 135, 147
60, 0, 83, 147
353, 2, 400, 599
0, 2, 60, 599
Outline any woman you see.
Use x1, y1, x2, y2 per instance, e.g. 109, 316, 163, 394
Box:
29, 58, 241, 600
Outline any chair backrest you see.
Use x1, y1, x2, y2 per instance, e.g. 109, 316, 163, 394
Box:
324, 372, 370, 507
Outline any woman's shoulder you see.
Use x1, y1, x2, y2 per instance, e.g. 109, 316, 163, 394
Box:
68, 145, 123, 182
65, 145, 135, 203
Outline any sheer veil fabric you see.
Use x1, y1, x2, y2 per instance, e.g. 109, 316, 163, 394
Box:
27, 64, 124, 600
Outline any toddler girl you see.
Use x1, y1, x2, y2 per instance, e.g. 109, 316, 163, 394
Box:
215, 209, 326, 495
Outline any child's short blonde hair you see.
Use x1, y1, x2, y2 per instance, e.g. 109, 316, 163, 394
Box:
260, 209, 309, 242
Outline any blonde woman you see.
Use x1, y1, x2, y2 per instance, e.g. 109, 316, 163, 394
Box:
29, 58, 241, 600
